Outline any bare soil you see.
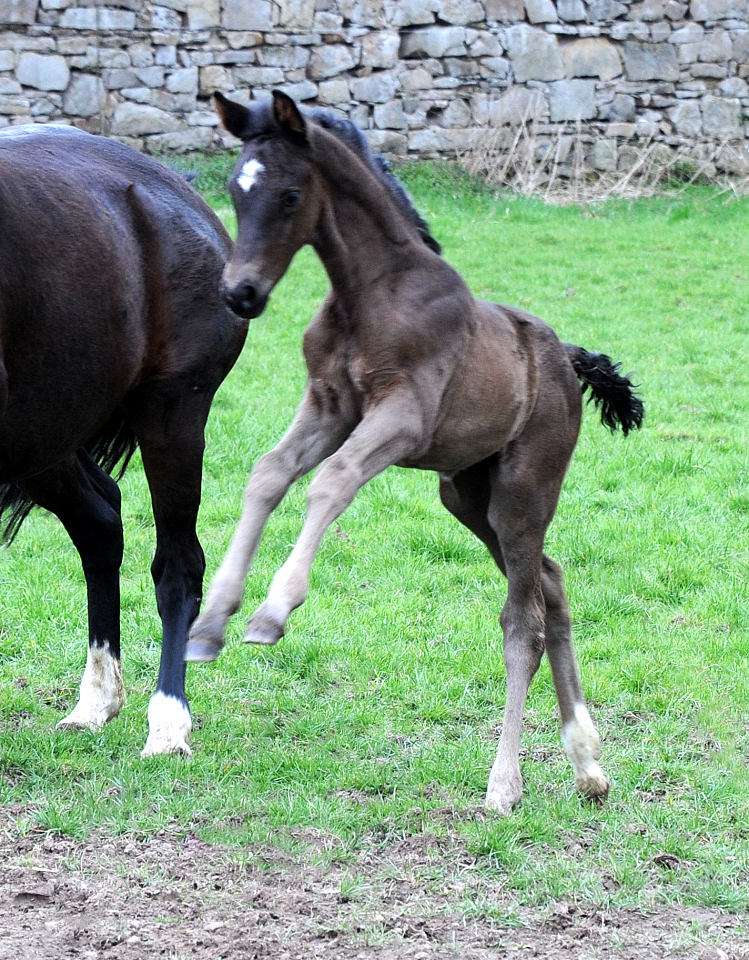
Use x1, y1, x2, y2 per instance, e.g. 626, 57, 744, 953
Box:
1, 807, 747, 960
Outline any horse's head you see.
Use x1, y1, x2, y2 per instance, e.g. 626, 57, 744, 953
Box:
215, 90, 323, 320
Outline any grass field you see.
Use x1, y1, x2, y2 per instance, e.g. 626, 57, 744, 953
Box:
1, 158, 748, 918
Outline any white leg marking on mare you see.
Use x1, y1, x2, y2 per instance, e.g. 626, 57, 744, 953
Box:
561, 703, 609, 799
56, 644, 125, 732
237, 159, 264, 192
141, 692, 193, 758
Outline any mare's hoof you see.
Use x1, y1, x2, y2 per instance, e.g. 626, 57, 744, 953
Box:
244, 615, 284, 646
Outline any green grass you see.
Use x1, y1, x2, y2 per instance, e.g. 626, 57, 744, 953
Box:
2, 160, 749, 914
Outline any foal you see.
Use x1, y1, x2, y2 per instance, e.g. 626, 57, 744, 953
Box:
186, 91, 643, 813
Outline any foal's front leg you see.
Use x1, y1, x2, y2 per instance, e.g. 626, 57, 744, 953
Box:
244, 396, 424, 646
185, 388, 352, 662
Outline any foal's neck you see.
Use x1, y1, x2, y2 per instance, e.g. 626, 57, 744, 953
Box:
308, 126, 422, 310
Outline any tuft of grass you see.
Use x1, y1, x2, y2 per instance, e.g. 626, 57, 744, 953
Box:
2, 162, 749, 912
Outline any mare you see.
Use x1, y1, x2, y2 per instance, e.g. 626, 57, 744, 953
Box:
0, 124, 248, 756
186, 91, 643, 813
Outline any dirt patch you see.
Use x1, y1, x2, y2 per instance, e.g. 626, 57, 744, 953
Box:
1, 808, 747, 960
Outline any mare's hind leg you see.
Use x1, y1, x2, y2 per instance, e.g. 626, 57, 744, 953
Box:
124, 388, 212, 758
19, 452, 126, 730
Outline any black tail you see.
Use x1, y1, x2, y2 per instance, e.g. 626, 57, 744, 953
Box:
564, 343, 644, 436
0, 408, 137, 544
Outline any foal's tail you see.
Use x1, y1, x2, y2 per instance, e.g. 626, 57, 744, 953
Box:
564, 343, 644, 436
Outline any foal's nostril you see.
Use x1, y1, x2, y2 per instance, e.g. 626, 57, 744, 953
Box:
223, 282, 257, 315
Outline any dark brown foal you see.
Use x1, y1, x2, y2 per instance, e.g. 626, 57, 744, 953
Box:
186, 91, 643, 814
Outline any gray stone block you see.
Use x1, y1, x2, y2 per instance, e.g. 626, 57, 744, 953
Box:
588, 138, 618, 170
152, 6, 181, 29
564, 37, 623, 80
505, 24, 564, 81
697, 28, 732, 61
689, 0, 747, 18
701, 94, 742, 138
587, 0, 627, 19
361, 30, 400, 67
525, 0, 558, 21
439, 0, 485, 22
373, 98, 407, 128
668, 98, 701, 134
62, 72, 104, 115
111, 102, 181, 135
557, 0, 587, 20
16, 52, 69, 90
366, 128, 408, 155
628, 0, 664, 19
234, 66, 285, 86
308, 44, 357, 79
276, 0, 315, 30
166, 66, 198, 93
186, 0, 219, 29
622, 40, 679, 80
400, 26, 468, 58
317, 78, 350, 104
222, 0, 273, 31
485, 0, 525, 18
0, 0, 37, 24
338, 0, 387, 27
548, 78, 596, 119
276, 79, 318, 99
390, 0, 439, 26
350, 72, 398, 102
668, 22, 704, 42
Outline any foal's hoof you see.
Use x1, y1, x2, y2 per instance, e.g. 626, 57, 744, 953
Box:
244, 615, 284, 646
185, 617, 226, 663
577, 772, 610, 806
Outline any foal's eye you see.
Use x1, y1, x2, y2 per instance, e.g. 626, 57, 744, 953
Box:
282, 189, 301, 211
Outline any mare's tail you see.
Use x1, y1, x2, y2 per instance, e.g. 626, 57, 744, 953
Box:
564, 343, 644, 436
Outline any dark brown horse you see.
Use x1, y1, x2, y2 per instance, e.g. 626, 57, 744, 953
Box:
0, 123, 248, 756
186, 92, 643, 813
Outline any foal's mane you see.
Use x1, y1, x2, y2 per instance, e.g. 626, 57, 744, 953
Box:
307, 110, 442, 255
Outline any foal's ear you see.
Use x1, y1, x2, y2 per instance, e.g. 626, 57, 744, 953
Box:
271, 90, 307, 145
214, 91, 253, 140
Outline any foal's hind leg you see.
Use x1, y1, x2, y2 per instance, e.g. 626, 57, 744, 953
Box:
440, 453, 607, 813
541, 556, 608, 802
19, 452, 126, 730
441, 462, 544, 814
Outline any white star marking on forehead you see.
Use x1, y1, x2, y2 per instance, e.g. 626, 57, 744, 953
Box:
237, 159, 265, 193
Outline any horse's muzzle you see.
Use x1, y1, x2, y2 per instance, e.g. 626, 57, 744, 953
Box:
221, 278, 269, 320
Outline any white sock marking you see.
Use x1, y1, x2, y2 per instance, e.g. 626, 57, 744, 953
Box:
237, 159, 264, 192
56, 644, 125, 731
141, 692, 193, 758
561, 702, 608, 797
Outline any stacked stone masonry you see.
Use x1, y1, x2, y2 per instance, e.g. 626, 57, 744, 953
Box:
1, 0, 749, 171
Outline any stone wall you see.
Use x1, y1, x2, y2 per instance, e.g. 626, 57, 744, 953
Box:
1, 0, 748, 171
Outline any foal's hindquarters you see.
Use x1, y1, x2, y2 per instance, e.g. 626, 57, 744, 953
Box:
436, 309, 609, 812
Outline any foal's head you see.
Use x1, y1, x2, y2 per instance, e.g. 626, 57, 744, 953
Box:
215, 90, 441, 320
215, 91, 324, 319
